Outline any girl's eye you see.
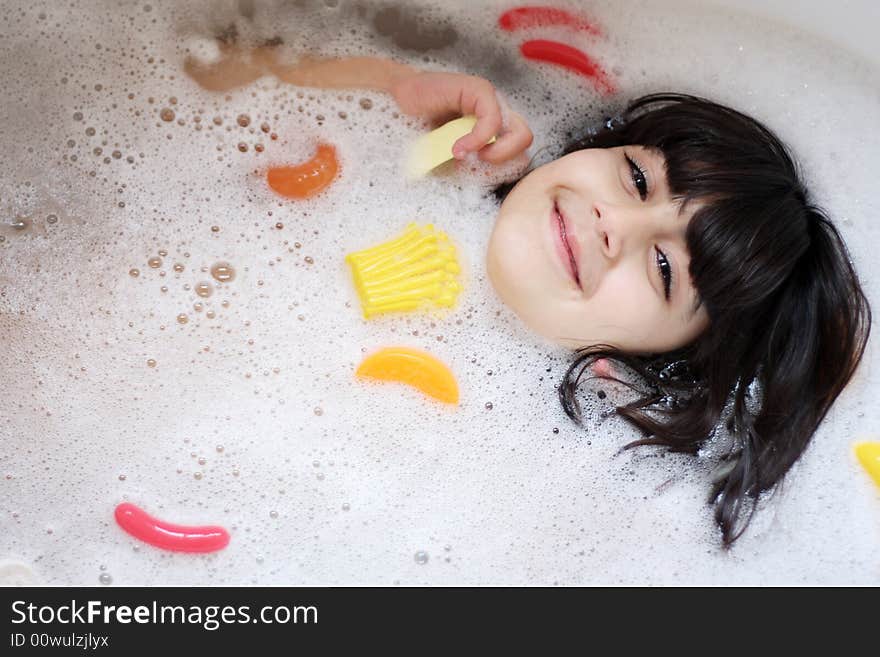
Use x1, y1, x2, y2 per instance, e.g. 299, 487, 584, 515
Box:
625, 152, 649, 201
654, 246, 673, 301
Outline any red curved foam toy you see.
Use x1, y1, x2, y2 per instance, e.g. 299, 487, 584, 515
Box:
114, 502, 230, 553
499, 6, 601, 35
520, 39, 616, 96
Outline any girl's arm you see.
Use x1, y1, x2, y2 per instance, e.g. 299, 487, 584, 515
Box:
184, 44, 532, 164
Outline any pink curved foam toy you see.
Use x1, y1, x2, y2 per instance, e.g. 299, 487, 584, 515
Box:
114, 502, 230, 553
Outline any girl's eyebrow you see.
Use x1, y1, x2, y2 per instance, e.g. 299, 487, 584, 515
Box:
646, 150, 670, 198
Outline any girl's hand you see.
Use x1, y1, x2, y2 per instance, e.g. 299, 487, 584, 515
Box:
389, 71, 533, 164
184, 45, 533, 164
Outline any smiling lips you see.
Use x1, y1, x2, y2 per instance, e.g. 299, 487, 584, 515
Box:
553, 201, 581, 288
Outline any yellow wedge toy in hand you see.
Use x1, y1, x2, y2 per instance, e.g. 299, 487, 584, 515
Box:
854, 441, 880, 487
346, 223, 462, 319
406, 115, 495, 178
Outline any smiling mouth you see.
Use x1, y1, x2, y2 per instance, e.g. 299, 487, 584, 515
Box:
554, 201, 581, 288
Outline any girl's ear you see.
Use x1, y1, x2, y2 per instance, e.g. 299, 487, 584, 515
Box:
710, 207, 871, 545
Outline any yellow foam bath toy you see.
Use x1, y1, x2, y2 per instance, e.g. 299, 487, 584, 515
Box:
346, 223, 462, 319
356, 347, 459, 405
854, 441, 880, 487
406, 115, 495, 178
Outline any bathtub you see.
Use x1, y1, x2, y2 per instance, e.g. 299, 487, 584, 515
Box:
709, 0, 878, 67
1, 0, 878, 587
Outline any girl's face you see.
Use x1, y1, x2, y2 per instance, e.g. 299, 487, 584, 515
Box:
487, 146, 709, 352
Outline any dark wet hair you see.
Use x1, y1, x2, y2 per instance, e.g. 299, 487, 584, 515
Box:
497, 93, 871, 547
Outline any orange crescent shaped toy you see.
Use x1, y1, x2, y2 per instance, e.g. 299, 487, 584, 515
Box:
267, 143, 339, 199
356, 347, 459, 405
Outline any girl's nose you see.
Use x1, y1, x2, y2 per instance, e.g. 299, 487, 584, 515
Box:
593, 202, 620, 259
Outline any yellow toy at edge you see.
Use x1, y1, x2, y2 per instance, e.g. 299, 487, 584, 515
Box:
854, 441, 880, 487
346, 223, 462, 319
406, 115, 496, 178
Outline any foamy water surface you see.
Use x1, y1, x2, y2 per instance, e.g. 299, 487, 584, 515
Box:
1, 0, 879, 585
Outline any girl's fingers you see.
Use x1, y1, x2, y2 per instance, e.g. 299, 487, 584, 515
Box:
394, 72, 531, 163
477, 112, 534, 163
451, 78, 503, 158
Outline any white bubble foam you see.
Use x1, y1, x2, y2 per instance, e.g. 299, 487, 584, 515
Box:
1, 0, 879, 585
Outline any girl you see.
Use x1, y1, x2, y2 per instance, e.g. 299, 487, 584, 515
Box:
186, 44, 872, 546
